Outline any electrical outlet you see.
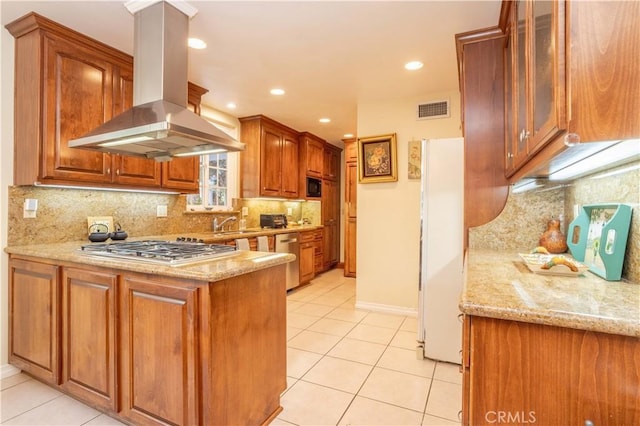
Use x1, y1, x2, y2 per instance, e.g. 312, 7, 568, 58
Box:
157, 205, 168, 217
241, 207, 249, 217
87, 216, 114, 234
287, 207, 292, 216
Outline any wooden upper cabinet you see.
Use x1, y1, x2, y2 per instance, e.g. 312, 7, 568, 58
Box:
299, 132, 325, 178
566, 1, 639, 143
112, 66, 163, 187
6, 12, 201, 192
505, 0, 567, 177
160, 82, 208, 192
504, 0, 639, 180
239, 115, 299, 199
323, 144, 341, 181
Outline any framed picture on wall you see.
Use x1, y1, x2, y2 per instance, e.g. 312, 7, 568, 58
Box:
357, 133, 398, 183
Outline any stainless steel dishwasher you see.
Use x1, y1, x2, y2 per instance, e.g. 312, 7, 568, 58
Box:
275, 232, 300, 290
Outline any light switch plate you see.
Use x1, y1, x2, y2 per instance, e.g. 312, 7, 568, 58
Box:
157, 205, 168, 217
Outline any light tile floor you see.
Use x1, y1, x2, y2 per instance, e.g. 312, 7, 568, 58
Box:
0, 268, 461, 426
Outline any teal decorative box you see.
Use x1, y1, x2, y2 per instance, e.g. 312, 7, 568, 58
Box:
567, 204, 632, 281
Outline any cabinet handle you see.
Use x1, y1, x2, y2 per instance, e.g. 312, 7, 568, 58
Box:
564, 132, 581, 147
116, 169, 120, 176
106, 168, 110, 174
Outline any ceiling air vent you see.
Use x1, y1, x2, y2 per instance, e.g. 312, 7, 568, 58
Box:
417, 100, 450, 120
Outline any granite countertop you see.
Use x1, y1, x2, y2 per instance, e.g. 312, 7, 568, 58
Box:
460, 249, 640, 337
4, 235, 295, 282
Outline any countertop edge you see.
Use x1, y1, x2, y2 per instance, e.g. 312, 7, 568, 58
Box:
5, 240, 295, 282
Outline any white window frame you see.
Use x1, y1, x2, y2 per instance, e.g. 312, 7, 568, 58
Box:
186, 119, 239, 212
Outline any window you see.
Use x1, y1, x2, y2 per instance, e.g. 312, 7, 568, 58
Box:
186, 119, 239, 211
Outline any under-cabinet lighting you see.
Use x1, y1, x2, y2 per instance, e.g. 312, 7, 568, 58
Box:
98, 135, 155, 147
33, 183, 179, 194
270, 88, 285, 96
549, 139, 640, 181
512, 178, 545, 194
173, 148, 225, 157
589, 163, 640, 180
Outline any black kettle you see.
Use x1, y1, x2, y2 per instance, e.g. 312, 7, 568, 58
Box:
111, 223, 128, 241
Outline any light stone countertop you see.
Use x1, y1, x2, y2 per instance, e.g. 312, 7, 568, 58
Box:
461, 250, 640, 337
4, 235, 295, 283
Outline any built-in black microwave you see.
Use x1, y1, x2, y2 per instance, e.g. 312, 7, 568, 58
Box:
306, 177, 322, 198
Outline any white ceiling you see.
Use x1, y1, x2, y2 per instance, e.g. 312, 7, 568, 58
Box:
1, 0, 501, 146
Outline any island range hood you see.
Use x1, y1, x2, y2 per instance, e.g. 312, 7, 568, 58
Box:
69, 0, 244, 161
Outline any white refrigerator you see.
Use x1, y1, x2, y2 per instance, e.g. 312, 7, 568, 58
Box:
417, 138, 464, 364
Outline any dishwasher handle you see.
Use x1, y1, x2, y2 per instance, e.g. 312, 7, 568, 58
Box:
278, 238, 298, 244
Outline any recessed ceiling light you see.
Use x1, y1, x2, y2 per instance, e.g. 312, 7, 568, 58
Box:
226, 102, 237, 109
405, 61, 424, 70
270, 88, 285, 96
344, 133, 354, 138
319, 118, 331, 123
188, 38, 207, 49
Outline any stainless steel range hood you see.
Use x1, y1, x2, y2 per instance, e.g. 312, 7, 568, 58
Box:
69, 0, 244, 161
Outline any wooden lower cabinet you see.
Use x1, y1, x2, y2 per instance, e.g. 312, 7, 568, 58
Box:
61, 267, 117, 411
462, 316, 640, 425
299, 231, 316, 284
8, 256, 287, 426
120, 274, 201, 425
9, 259, 60, 385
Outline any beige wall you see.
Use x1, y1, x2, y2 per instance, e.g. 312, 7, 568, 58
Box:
356, 92, 463, 313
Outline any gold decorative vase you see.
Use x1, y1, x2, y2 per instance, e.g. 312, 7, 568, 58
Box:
539, 218, 568, 254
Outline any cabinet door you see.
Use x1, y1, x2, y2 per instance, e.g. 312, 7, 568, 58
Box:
120, 275, 200, 425
9, 259, 59, 384
514, 0, 529, 167
344, 217, 357, 277
528, 0, 566, 153
61, 267, 117, 411
161, 157, 200, 192
299, 241, 315, 284
261, 126, 284, 197
42, 34, 112, 183
346, 162, 357, 219
468, 316, 640, 425
322, 179, 339, 269
112, 66, 162, 187
303, 136, 324, 177
344, 161, 357, 276
323, 147, 341, 181
280, 132, 299, 198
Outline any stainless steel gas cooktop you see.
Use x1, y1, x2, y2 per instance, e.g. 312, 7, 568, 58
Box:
80, 240, 238, 266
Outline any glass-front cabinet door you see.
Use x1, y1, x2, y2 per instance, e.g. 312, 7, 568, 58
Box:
530, 0, 566, 151
505, 0, 567, 177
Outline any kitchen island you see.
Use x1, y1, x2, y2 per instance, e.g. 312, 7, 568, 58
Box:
460, 250, 640, 426
5, 239, 294, 426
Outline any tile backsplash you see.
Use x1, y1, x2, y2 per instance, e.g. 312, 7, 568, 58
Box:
470, 162, 639, 283
6, 186, 320, 246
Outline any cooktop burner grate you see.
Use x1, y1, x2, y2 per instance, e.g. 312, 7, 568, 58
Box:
80, 240, 238, 266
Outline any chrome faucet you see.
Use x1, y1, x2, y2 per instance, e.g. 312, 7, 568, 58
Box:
213, 216, 237, 232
